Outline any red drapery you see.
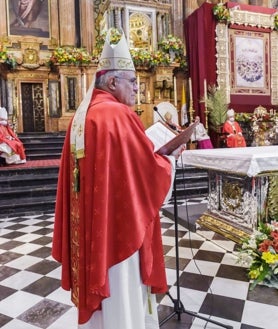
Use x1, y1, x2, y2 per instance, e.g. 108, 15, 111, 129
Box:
185, 2, 216, 124
184, 2, 277, 119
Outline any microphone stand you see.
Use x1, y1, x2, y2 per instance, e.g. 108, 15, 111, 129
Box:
159, 166, 233, 329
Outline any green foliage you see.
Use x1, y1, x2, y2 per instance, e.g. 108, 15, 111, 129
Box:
206, 85, 228, 131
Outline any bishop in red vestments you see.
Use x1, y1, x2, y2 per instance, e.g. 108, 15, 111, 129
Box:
52, 31, 181, 329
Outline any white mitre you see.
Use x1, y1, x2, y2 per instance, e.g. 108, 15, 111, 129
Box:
0, 107, 8, 120
70, 29, 135, 159
227, 109, 235, 118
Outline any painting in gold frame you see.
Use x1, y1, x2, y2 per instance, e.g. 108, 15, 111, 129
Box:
229, 29, 270, 96
7, 0, 50, 38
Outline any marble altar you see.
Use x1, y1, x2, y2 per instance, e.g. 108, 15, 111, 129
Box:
181, 146, 278, 243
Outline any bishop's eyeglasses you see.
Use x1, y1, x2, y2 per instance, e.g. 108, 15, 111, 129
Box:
114, 76, 137, 86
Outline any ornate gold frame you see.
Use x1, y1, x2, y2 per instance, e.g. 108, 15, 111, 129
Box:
215, 8, 278, 105
6, 0, 50, 38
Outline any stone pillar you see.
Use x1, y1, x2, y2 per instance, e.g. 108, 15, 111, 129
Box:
80, 0, 94, 52
116, 8, 122, 29
59, 0, 76, 46
157, 13, 163, 43
0, 1, 7, 37
171, 0, 184, 40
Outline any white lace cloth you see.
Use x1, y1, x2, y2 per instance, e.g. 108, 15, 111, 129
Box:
181, 145, 278, 177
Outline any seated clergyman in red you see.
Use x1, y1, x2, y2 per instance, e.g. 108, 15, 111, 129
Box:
0, 107, 26, 164
222, 109, 246, 148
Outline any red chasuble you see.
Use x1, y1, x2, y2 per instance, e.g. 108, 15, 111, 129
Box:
52, 89, 172, 324
222, 121, 246, 148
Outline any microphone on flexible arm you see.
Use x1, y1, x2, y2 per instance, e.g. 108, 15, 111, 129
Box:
153, 106, 166, 122
153, 106, 178, 131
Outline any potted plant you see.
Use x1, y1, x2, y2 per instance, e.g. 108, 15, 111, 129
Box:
206, 85, 228, 132
212, 3, 231, 23
158, 34, 184, 62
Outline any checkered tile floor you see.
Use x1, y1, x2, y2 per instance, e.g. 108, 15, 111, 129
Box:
1, 202, 278, 329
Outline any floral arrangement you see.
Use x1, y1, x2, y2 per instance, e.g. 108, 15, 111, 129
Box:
237, 222, 278, 290
92, 28, 123, 59
212, 3, 231, 23
92, 29, 185, 69
235, 112, 252, 123
251, 106, 272, 122
0, 47, 17, 69
158, 34, 184, 56
48, 47, 92, 65
129, 48, 171, 68
274, 15, 278, 31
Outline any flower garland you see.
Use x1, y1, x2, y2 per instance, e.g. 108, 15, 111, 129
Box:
48, 29, 186, 69
92, 30, 185, 69
212, 3, 231, 23
237, 222, 278, 290
48, 47, 92, 65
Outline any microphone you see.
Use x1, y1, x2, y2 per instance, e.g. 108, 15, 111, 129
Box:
153, 106, 166, 122
154, 106, 178, 131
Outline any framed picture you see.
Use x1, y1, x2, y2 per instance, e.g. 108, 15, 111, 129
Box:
7, 0, 50, 38
229, 29, 270, 96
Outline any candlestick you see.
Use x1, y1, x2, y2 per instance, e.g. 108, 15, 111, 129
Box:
173, 76, 177, 106
137, 75, 140, 105
188, 78, 194, 123
204, 79, 207, 105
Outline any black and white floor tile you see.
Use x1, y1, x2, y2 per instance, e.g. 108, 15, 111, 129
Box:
0, 200, 278, 329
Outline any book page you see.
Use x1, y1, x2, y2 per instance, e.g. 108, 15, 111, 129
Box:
145, 121, 177, 152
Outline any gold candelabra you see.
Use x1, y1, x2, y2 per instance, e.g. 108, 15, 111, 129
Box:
204, 104, 209, 129
135, 106, 144, 116
189, 97, 195, 123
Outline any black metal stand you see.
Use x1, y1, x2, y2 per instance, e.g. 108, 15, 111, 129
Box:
159, 171, 233, 329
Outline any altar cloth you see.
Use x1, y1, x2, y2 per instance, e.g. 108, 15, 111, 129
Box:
181, 146, 278, 177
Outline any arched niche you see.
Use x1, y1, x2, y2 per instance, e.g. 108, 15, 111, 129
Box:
125, 6, 157, 51
129, 12, 152, 50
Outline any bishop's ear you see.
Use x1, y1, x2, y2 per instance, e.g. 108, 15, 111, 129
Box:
107, 76, 117, 90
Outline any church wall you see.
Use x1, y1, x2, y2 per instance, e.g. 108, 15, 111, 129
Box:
0, 1, 276, 134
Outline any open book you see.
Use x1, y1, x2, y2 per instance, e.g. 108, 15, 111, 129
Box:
145, 119, 199, 155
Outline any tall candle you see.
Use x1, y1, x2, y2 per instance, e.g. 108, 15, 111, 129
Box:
83, 73, 87, 98
204, 79, 207, 105
147, 91, 151, 103
137, 75, 140, 105
189, 78, 193, 102
173, 76, 177, 106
